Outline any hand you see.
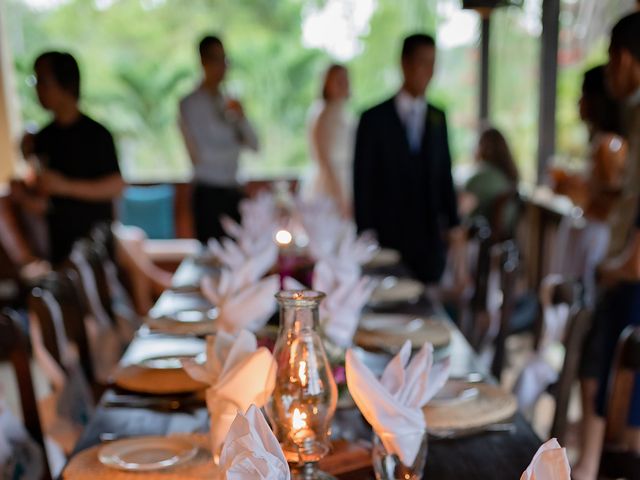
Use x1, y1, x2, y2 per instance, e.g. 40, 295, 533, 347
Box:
226, 99, 245, 118
20, 132, 35, 158
39, 169, 70, 196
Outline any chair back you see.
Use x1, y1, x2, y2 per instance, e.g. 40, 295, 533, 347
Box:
38, 270, 95, 385
466, 217, 493, 343
599, 326, 640, 479
545, 279, 590, 443
490, 239, 519, 380
489, 188, 520, 243
67, 239, 115, 326
0, 309, 52, 480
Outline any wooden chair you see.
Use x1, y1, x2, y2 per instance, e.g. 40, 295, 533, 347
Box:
490, 239, 520, 380
462, 217, 493, 345
543, 280, 592, 444
37, 270, 96, 386
67, 239, 116, 326
489, 188, 521, 243
0, 309, 52, 480
599, 325, 640, 480
28, 285, 65, 369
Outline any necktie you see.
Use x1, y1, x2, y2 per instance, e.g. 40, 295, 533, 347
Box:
406, 104, 422, 153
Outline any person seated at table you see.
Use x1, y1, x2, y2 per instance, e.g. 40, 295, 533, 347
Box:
353, 34, 465, 285
18, 51, 124, 267
179, 35, 259, 243
303, 64, 354, 218
572, 12, 640, 480
459, 126, 519, 235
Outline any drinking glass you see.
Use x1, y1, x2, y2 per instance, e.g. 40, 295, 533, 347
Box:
371, 430, 428, 480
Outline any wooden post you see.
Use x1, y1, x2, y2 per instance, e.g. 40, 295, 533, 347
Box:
537, 0, 560, 184
479, 12, 491, 123
0, 3, 20, 183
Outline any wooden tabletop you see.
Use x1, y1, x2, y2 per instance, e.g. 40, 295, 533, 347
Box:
70, 256, 541, 479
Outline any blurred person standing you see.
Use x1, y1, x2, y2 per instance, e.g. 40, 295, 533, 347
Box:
304, 64, 354, 217
20, 51, 123, 266
572, 12, 640, 480
353, 34, 463, 284
179, 35, 259, 243
550, 65, 627, 305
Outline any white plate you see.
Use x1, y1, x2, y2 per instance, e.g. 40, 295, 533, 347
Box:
98, 437, 197, 471
360, 313, 424, 333
171, 308, 218, 323
139, 352, 206, 370
429, 382, 479, 407
369, 277, 424, 306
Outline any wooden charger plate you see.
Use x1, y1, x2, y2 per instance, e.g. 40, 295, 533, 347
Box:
423, 381, 517, 434
354, 313, 451, 352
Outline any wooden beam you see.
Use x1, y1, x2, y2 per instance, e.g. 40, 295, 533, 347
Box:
537, 0, 560, 183
0, 3, 20, 183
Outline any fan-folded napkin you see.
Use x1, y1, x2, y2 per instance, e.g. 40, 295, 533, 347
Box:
520, 438, 570, 480
346, 341, 450, 465
219, 405, 290, 480
183, 330, 276, 460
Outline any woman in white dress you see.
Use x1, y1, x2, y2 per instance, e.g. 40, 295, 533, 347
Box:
305, 64, 354, 217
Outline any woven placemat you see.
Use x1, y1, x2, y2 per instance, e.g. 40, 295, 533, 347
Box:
354, 317, 451, 352
423, 382, 517, 433
112, 365, 207, 395
63, 434, 216, 480
369, 278, 424, 306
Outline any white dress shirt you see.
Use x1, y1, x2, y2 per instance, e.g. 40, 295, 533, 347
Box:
395, 90, 427, 153
179, 85, 259, 187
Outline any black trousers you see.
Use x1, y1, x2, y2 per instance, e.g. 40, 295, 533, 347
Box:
192, 183, 243, 243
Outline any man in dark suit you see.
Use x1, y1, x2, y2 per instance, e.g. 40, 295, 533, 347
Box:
353, 34, 463, 284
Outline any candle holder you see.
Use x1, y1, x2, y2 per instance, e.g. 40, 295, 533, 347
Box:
266, 290, 338, 480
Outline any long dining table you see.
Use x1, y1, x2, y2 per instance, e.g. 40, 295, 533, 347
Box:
68, 254, 542, 479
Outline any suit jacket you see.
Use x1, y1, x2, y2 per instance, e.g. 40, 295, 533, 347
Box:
353, 97, 459, 283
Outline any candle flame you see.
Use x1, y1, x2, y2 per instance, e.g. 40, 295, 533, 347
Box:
275, 229, 293, 246
292, 408, 307, 431
298, 360, 307, 387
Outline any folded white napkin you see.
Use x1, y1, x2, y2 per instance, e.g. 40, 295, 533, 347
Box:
313, 261, 375, 348
296, 196, 349, 260
219, 405, 290, 480
520, 438, 571, 480
208, 236, 278, 279
221, 193, 279, 245
183, 330, 277, 461
283, 259, 375, 348
202, 272, 279, 335
346, 341, 450, 465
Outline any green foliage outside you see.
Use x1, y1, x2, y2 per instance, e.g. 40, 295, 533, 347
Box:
4, 0, 610, 184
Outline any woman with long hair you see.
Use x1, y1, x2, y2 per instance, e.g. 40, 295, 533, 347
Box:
304, 64, 354, 217
461, 126, 519, 235
551, 65, 627, 301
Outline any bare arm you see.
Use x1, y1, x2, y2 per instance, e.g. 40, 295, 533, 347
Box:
312, 109, 346, 210
600, 230, 640, 285
41, 170, 124, 202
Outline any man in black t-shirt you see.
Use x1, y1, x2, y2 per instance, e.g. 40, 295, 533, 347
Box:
24, 51, 123, 265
